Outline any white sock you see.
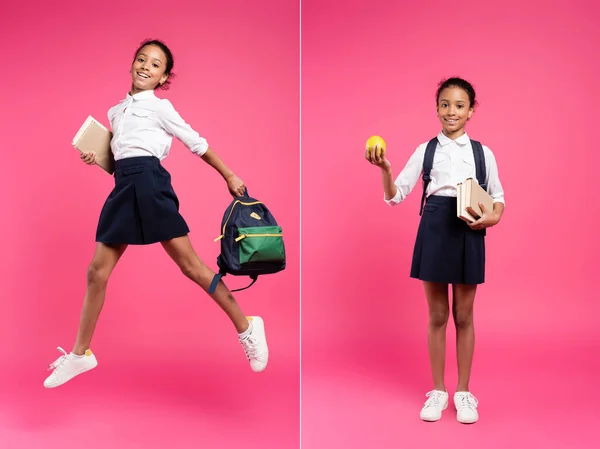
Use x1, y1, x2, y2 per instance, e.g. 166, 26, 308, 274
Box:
238, 321, 253, 340
70, 352, 84, 359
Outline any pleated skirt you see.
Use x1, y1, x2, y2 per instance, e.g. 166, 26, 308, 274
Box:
410, 195, 486, 285
96, 156, 189, 245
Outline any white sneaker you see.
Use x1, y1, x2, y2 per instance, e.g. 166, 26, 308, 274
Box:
239, 316, 268, 372
454, 391, 479, 424
44, 347, 98, 388
420, 390, 449, 421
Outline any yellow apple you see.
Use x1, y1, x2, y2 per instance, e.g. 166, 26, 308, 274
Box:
366, 135, 386, 157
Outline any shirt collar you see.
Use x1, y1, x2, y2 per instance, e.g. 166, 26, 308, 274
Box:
125, 90, 156, 101
437, 131, 470, 147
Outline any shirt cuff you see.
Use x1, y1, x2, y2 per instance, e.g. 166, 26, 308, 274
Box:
191, 138, 209, 157
384, 188, 401, 206
491, 194, 505, 206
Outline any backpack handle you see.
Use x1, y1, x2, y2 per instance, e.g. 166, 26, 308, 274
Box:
231, 275, 258, 292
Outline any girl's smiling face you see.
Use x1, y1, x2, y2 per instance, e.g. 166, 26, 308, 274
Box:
436, 86, 474, 139
130, 45, 169, 94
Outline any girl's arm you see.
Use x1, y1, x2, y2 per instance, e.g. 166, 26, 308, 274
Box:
469, 147, 505, 230
492, 201, 504, 222
157, 100, 245, 196
485, 147, 505, 224
157, 101, 209, 157
201, 147, 234, 180
381, 166, 399, 201
201, 148, 245, 197
374, 145, 425, 206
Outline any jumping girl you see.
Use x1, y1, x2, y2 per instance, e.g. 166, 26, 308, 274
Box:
45, 39, 269, 388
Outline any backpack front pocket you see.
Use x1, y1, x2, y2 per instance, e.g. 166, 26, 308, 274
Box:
235, 226, 284, 264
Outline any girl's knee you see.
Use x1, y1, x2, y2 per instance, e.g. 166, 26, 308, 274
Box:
429, 308, 450, 328
453, 308, 474, 329
87, 262, 110, 285
180, 261, 196, 280
179, 258, 209, 281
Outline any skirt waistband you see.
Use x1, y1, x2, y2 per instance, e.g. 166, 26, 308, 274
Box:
426, 195, 457, 206
114, 156, 160, 169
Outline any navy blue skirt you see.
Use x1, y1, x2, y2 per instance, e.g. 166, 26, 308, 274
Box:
96, 156, 189, 245
410, 195, 486, 285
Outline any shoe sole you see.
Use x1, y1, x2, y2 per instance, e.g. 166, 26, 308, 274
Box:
457, 416, 478, 424
248, 317, 268, 372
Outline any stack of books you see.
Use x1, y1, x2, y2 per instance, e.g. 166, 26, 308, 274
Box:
456, 178, 493, 223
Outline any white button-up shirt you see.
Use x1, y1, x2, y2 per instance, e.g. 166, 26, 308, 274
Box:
385, 132, 505, 206
107, 90, 209, 161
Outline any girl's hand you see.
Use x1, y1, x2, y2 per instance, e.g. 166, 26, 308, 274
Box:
468, 202, 499, 230
80, 151, 97, 165
365, 146, 391, 170
226, 174, 246, 197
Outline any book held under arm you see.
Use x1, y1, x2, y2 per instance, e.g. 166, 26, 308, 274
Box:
457, 178, 493, 223
72, 116, 115, 175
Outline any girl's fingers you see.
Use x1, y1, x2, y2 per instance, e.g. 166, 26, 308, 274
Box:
374, 147, 382, 164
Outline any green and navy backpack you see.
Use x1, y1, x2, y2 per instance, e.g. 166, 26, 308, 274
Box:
208, 189, 286, 293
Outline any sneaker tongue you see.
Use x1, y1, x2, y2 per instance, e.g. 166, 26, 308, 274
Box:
456, 394, 475, 407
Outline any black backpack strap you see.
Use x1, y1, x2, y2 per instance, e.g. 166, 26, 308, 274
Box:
420, 138, 439, 216
470, 140, 487, 191
208, 271, 225, 294
209, 273, 258, 294
230, 275, 258, 293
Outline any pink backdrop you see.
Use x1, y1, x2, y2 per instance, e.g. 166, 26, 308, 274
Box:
0, 1, 299, 448
302, 0, 599, 448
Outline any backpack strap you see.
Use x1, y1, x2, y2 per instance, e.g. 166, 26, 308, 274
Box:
470, 140, 487, 191
208, 272, 258, 294
230, 275, 258, 293
420, 138, 439, 216
208, 272, 224, 294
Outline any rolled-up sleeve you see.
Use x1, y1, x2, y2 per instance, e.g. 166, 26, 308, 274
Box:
157, 100, 209, 157
385, 144, 425, 206
483, 146, 505, 205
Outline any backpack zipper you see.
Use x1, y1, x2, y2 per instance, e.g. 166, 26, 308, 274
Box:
235, 233, 282, 242
214, 200, 263, 241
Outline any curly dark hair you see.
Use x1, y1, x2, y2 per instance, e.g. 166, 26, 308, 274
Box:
436, 77, 477, 108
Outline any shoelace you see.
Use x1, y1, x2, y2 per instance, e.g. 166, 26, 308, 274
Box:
240, 337, 258, 361
456, 393, 478, 411
47, 347, 69, 372
424, 390, 446, 408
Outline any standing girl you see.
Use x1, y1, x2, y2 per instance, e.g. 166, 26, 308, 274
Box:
45, 39, 269, 388
365, 77, 505, 423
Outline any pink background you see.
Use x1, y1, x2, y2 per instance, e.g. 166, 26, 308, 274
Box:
0, 1, 299, 448
302, 0, 599, 448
